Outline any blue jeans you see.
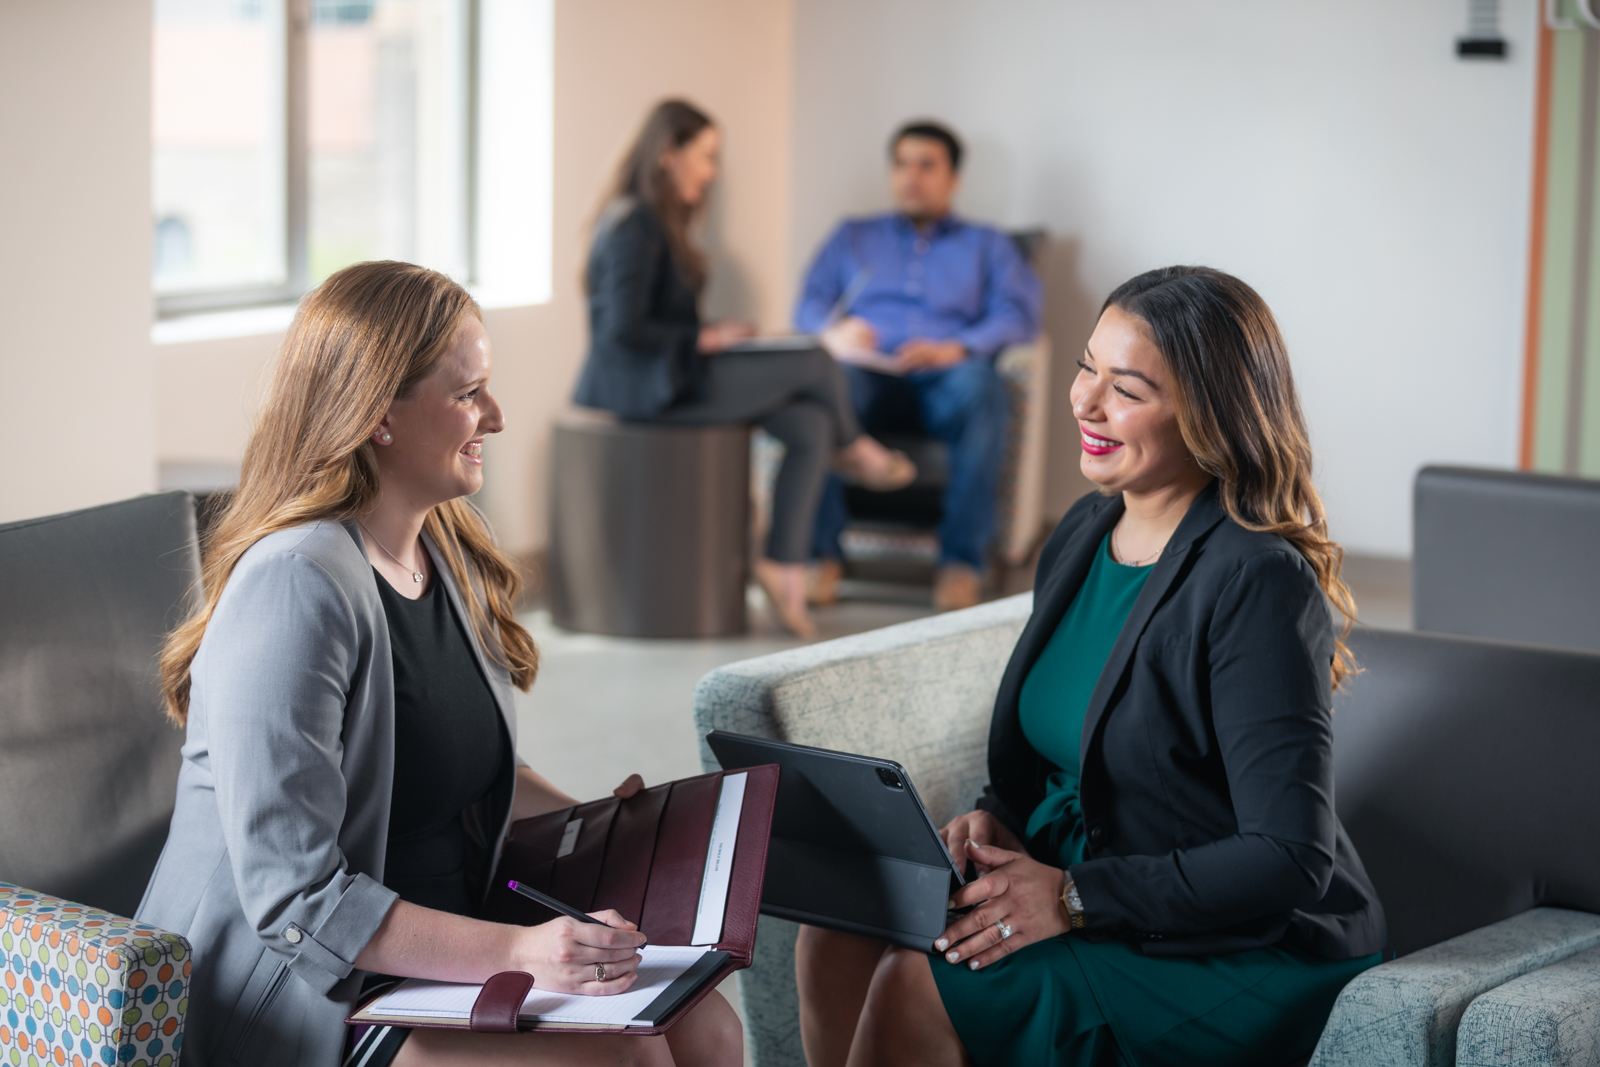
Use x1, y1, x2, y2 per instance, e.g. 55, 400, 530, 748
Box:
812, 359, 1009, 569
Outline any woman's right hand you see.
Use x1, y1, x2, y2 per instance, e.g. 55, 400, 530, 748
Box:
513, 910, 648, 995
698, 320, 757, 353
940, 810, 1025, 874
821, 315, 877, 356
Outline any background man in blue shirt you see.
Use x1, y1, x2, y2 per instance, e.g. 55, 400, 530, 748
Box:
795, 121, 1042, 610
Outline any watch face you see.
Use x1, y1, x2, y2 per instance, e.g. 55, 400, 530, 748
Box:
1066, 886, 1083, 910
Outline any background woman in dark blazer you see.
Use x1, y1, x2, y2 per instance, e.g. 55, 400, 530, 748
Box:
794, 266, 1387, 1067
572, 100, 913, 638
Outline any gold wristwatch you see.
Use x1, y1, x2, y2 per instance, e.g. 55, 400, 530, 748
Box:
1061, 874, 1085, 930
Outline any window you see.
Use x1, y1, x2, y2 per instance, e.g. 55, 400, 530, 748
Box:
153, 0, 550, 317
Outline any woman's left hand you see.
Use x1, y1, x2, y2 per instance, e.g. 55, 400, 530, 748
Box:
613, 774, 645, 798
933, 839, 1069, 971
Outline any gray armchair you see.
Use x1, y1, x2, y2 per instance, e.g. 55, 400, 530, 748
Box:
0, 492, 201, 1065
1413, 465, 1600, 652
0, 490, 199, 913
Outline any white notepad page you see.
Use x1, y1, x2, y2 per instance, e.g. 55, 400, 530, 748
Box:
690, 772, 747, 946
365, 945, 712, 1026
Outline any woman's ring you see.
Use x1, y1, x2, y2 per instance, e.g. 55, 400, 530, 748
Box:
595, 964, 607, 982
996, 921, 1014, 940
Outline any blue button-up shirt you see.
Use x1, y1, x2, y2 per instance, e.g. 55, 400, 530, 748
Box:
794, 213, 1042, 360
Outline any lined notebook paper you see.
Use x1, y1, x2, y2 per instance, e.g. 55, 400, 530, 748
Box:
365, 946, 719, 1027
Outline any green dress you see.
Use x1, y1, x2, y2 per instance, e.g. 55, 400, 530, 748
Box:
931, 534, 1379, 1066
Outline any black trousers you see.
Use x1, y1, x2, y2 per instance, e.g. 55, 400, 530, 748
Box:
649, 346, 861, 562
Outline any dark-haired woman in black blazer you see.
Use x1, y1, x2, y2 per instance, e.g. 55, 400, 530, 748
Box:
795, 266, 1387, 1067
573, 100, 913, 638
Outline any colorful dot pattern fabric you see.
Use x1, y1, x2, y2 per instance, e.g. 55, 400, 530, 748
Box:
0, 882, 191, 1067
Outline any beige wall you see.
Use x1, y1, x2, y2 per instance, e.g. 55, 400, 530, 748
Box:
0, 0, 156, 524
155, 0, 797, 555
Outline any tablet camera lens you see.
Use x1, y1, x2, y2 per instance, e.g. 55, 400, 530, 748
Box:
876, 767, 904, 790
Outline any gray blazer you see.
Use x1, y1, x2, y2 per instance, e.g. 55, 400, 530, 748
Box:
137, 519, 522, 1067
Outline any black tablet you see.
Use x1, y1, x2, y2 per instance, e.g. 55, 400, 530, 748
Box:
705, 730, 966, 951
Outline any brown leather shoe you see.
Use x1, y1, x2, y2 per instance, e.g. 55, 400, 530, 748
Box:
807, 559, 845, 606
932, 564, 983, 611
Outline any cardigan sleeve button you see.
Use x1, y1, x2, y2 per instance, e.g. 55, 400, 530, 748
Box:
1088, 824, 1108, 848
284, 925, 303, 944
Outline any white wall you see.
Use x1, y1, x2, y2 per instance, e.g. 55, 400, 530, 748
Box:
790, 0, 1539, 556
0, 1, 156, 524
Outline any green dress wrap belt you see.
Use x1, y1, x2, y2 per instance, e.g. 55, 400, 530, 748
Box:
930, 534, 1378, 1066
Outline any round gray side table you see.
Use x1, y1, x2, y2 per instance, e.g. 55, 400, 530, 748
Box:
547, 411, 749, 638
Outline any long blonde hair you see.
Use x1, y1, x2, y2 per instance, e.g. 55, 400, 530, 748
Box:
1104, 266, 1359, 690
161, 261, 538, 725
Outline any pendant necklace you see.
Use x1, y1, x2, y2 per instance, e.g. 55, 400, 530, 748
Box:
1112, 525, 1163, 567
360, 521, 426, 583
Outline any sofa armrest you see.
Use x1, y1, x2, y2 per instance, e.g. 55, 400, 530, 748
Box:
692, 594, 1032, 1067
1310, 907, 1600, 1067
694, 593, 1032, 827
1, 881, 192, 1065
1455, 941, 1600, 1067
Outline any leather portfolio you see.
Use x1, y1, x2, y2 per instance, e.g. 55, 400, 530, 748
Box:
347, 765, 778, 1035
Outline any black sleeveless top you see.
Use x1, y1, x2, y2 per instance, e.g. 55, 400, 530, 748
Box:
373, 568, 510, 916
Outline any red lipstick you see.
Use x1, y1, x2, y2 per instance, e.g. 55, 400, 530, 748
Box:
1081, 429, 1123, 456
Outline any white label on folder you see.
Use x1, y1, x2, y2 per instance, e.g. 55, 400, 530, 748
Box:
556, 818, 582, 859
690, 773, 747, 946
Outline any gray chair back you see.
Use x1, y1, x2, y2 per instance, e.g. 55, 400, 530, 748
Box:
1413, 465, 1600, 652
1334, 628, 1600, 955
0, 492, 200, 917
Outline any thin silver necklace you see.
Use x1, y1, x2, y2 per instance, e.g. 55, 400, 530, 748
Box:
1112, 525, 1163, 567
360, 521, 426, 583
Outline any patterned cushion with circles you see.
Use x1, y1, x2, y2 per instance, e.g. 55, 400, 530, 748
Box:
0, 882, 192, 1067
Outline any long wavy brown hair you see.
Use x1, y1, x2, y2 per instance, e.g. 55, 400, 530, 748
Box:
1104, 266, 1358, 690
160, 261, 538, 725
598, 98, 714, 290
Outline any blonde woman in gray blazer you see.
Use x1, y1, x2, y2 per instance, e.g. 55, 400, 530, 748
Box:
137, 262, 740, 1067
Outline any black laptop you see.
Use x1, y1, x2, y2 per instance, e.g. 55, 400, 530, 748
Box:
705, 730, 968, 951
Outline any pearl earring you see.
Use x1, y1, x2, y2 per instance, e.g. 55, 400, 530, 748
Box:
380, 431, 392, 444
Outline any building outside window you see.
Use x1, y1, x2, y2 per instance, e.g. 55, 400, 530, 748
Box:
153, 0, 550, 317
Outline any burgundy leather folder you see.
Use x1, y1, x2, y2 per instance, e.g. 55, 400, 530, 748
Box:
348, 765, 778, 1035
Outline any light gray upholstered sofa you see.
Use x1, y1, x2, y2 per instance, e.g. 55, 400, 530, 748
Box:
694, 594, 1600, 1067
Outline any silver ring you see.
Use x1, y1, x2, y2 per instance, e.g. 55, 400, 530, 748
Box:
595, 963, 607, 982
996, 921, 1013, 940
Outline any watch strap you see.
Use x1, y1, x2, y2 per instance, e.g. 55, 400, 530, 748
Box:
1061, 875, 1086, 930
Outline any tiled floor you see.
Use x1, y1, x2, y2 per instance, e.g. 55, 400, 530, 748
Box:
509, 559, 1412, 1060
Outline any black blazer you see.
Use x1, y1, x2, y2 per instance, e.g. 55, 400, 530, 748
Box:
572, 198, 706, 419
979, 482, 1386, 959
